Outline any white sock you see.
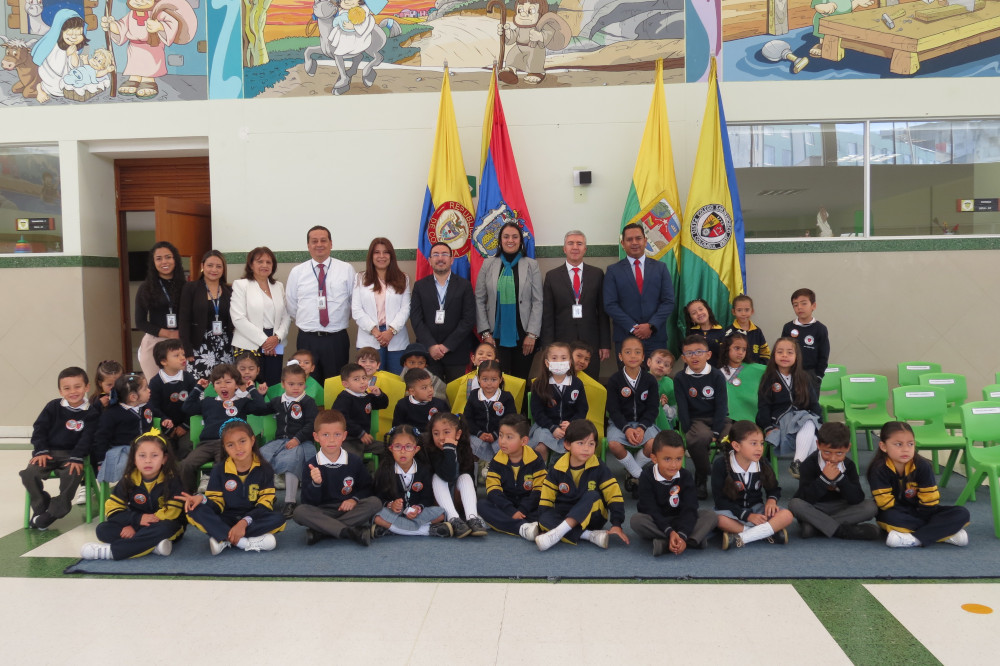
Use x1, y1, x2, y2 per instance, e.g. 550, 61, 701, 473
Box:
618, 450, 643, 478
432, 475, 460, 520
794, 421, 817, 462
236, 537, 248, 549
456, 474, 478, 520
548, 520, 572, 541
741, 522, 776, 545
580, 530, 594, 541
634, 450, 651, 469
285, 473, 299, 503
388, 523, 431, 536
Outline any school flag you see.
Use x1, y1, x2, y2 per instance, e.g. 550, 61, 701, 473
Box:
679, 56, 746, 330
416, 65, 477, 282
618, 59, 684, 347
472, 67, 535, 289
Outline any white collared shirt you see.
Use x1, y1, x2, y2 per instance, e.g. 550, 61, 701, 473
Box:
478, 388, 501, 402
628, 254, 646, 277
317, 449, 348, 467
730, 452, 760, 486
623, 367, 642, 388
408, 395, 429, 406
652, 466, 680, 484
794, 317, 816, 326
685, 363, 713, 377
285, 256, 355, 333
60, 398, 90, 411
565, 261, 584, 297
281, 392, 305, 405
159, 368, 186, 383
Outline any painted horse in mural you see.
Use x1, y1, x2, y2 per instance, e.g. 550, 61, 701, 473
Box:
303, 0, 386, 96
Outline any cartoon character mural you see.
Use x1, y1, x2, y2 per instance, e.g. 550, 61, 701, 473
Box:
30, 9, 89, 103
809, 0, 873, 58
303, 0, 387, 95
25, 0, 50, 35
493, 0, 571, 85
1, 36, 42, 98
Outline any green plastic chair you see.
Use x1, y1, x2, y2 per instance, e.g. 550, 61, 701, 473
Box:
919, 373, 967, 430
892, 386, 965, 488
266, 384, 283, 401
996, 371, 1000, 385
818, 364, 846, 421
897, 362, 941, 388
955, 402, 1000, 537
725, 363, 765, 422
841, 374, 892, 467
983, 384, 1000, 402
23, 456, 96, 528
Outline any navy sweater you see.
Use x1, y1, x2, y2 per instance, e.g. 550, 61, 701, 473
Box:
300, 451, 373, 508
182, 387, 267, 441
265, 395, 318, 443
92, 402, 161, 464
331, 390, 389, 439
636, 465, 699, 538
30, 399, 100, 462
674, 366, 729, 434
529, 377, 588, 432
606, 368, 659, 430
463, 390, 517, 439
392, 396, 451, 430
148, 371, 196, 430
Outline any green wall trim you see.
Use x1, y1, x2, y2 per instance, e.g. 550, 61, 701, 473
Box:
0, 255, 119, 269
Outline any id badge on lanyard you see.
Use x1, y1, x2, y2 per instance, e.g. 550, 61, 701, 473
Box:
435, 309, 446, 324
572, 304, 583, 319
161, 280, 177, 328
212, 319, 224, 336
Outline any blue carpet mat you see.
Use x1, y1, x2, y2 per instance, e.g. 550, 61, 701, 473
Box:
64, 473, 1000, 580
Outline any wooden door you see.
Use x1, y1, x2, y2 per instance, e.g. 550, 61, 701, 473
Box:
154, 197, 212, 280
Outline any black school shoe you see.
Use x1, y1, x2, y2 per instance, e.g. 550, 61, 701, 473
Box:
429, 521, 455, 538
31, 511, 55, 531
834, 523, 881, 541
767, 528, 790, 545
305, 528, 323, 546
789, 460, 801, 479
282, 503, 297, 520
449, 517, 472, 539
344, 525, 372, 547
370, 523, 390, 539
800, 522, 817, 539
467, 516, 489, 537
696, 482, 708, 500
651, 538, 667, 557
623, 475, 640, 499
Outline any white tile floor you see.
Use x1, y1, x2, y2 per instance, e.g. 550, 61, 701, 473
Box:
866, 583, 1000, 666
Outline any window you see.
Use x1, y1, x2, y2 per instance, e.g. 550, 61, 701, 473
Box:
0, 145, 62, 254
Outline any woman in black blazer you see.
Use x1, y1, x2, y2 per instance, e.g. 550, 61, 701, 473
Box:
179, 250, 234, 379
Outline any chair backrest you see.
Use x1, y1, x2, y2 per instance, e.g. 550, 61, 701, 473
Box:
840, 374, 889, 408
189, 415, 203, 445
983, 384, 1000, 402
266, 384, 283, 401
375, 372, 406, 438
324, 376, 344, 409
960, 401, 1000, 443
892, 385, 948, 424
306, 377, 324, 406
655, 375, 675, 431
918, 373, 967, 405
897, 362, 942, 387
260, 414, 277, 442
448, 372, 476, 413
820, 364, 846, 393
578, 372, 607, 440
726, 363, 765, 423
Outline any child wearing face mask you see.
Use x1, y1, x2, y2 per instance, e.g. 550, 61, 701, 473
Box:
528, 343, 588, 461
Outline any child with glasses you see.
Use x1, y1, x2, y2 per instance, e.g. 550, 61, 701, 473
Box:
673, 334, 731, 500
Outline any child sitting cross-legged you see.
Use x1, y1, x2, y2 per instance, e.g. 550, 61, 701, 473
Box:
477, 413, 547, 541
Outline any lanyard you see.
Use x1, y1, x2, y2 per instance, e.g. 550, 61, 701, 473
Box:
436, 275, 450, 309
159, 280, 174, 314
207, 284, 221, 320
312, 260, 330, 295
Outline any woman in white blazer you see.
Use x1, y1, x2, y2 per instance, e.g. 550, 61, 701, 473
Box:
230, 246, 290, 386
352, 237, 411, 374
475, 221, 543, 381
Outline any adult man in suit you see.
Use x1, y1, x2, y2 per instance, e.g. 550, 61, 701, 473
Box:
603, 222, 675, 358
410, 241, 477, 382
541, 230, 610, 378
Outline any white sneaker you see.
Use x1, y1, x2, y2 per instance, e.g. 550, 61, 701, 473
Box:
72, 486, 88, 506
153, 539, 173, 556
886, 530, 920, 548
944, 529, 969, 547
519, 521, 540, 541
209, 537, 231, 556
585, 530, 609, 549
240, 533, 277, 552
81, 543, 112, 560
197, 474, 210, 494
274, 476, 286, 490
535, 529, 562, 552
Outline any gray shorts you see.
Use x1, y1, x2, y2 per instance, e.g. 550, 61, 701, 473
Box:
529, 424, 564, 453
716, 503, 765, 526
606, 422, 660, 449
377, 505, 446, 533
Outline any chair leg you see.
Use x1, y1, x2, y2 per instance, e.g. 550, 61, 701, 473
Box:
84, 464, 94, 524
848, 423, 860, 469
939, 450, 960, 489
989, 471, 1000, 539
599, 437, 607, 462
23, 491, 31, 530
99, 482, 110, 522
957, 470, 987, 505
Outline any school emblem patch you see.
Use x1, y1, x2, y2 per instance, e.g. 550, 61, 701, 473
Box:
773, 382, 782, 393
790, 329, 799, 338
223, 400, 234, 410
755, 481, 761, 490
702, 386, 715, 398
621, 387, 632, 398
669, 485, 681, 495
732, 378, 741, 386
570, 390, 580, 402
735, 479, 745, 492
428, 407, 439, 419
412, 481, 424, 492
690, 203, 733, 250
65, 420, 84, 431
290, 403, 302, 419
905, 487, 917, 499
804, 335, 815, 346
523, 479, 533, 491
170, 392, 181, 402
688, 387, 697, 398
225, 407, 238, 417
341, 485, 353, 496
134, 493, 147, 505
143, 408, 153, 421
225, 480, 238, 491
588, 481, 596, 490
344, 477, 354, 487
365, 404, 372, 414
558, 482, 570, 494
493, 402, 505, 416
640, 390, 649, 401
669, 495, 680, 508
179, 391, 188, 401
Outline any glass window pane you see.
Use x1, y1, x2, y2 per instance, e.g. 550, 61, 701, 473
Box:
728, 123, 864, 239
0, 145, 62, 253
870, 119, 1000, 236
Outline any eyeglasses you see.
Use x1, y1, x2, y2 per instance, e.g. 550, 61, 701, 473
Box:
682, 350, 709, 357
390, 443, 417, 452
429, 253, 451, 259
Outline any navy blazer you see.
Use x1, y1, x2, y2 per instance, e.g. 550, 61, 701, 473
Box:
602, 256, 675, 349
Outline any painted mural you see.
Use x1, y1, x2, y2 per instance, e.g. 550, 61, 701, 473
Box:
0, 0, 208, 105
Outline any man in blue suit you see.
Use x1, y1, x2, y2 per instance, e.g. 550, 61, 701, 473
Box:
603, 223, 676, 358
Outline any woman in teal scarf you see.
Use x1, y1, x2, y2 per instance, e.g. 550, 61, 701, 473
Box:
474, 222, 543, 382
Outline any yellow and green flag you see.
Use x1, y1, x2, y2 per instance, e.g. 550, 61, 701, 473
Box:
679, 56, 746, 330
618, 59, 684, 346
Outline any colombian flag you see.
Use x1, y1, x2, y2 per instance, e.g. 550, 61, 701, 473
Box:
618, 59, 684, 348
416, 66, 477, 282
473, 67, 535, 289
679, 56, 746, 330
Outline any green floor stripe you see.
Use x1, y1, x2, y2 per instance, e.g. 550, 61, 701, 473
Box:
795, 580, 941, 665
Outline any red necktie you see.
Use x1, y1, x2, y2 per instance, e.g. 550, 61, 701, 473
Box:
317, 263, 329, 327
634, 259, 643, 294
572, 267, 581, 301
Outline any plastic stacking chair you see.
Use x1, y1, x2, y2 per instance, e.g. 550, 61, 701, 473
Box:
919, 373, 967, 430
266, 384, 283, 401
841, 374, 892, 467
892, 386, 965, 488
324, 371, 404, 439
983, 384, 1000, 402
578, 372, 607, 441
23, 456, 97, 528
996, 371, 1000, 385
323, 376, 344, 409
897, 362, 941, 388
818, 364, 846, 421
725, 363, 765, 422
448, 372, 527, 416
955, 402, 1000, 537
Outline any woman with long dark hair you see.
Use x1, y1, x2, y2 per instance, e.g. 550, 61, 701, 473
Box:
179, 250, 234, 379
135, 241, 185, 380
351, 237, 411, 373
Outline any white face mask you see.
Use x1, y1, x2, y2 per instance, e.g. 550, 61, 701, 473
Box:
548, 361, 571, 376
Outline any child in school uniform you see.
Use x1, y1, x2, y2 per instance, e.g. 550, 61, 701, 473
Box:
91, 360, 124, 415
393, 368, 451, 429
535, 419, 629, 551
758, 337, 823, 479
371, 425, 453, 538
713, 420, 793, 550
425, 411, 487, 538
529, 342, 588, 460
147, 339, 195, 459
788, 422, 879, 540
718, 333, 749, 385
459, 341, 499, 399
780, 288, 830, 391
22, 367, 100, 530
464, 360, 518, 462
646, 348, 677, 431
93, 374, 169, 486
724, 295, 770, 364
179, 363, 268, 493
868, 421, 970, 548
685, 299, 726, 361
332, 362, 389, 458
399, 343, 448, 402
259, 362, 319, 518
674, 334, 731, 499
292, 408, 381, 547
631, 430, 718, 555
80, 431, 185, 560
179, 418, 286, 554
290, 349, 325, 403
606, 335, 660, 492
478, 414, 547, 540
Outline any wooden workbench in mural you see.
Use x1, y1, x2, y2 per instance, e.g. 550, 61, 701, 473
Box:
819, 1, 1000, 75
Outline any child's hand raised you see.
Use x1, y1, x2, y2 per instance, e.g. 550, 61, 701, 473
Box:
368, 386, 382, 396
309, 464, 322, 485
176, 492, 204, 513
257, 383, 268, 395
608, 526, 630, 545
822, 461, 840, 480
197, 378, 209, 389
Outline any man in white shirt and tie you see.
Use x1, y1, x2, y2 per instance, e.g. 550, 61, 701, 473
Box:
286, 226, 356, 383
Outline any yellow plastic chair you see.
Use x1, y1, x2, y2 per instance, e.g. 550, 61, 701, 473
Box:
919, 373, 967, 430
578, 371, 607, 441
449, 371, 526, 416
955, 402, 1000, 537
897, 362, 941, 388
